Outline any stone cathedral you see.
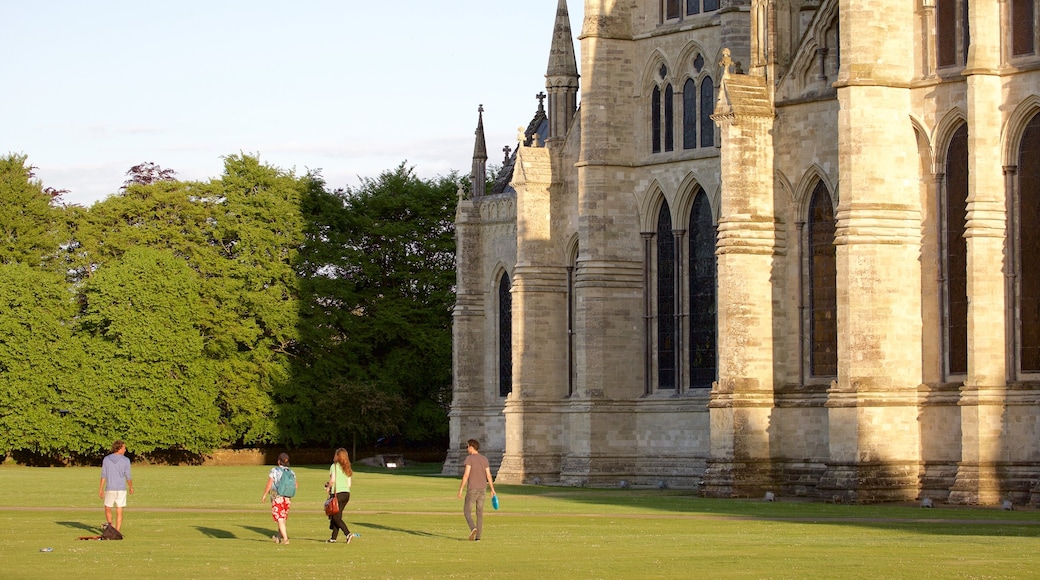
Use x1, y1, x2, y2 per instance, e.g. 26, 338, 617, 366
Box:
445, 0, 1040, 505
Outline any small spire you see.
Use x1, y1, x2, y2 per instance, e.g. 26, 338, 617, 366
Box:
545, 0, 578, 143
471, 105, 487, 198
473, 104, 487, 160
546, 0, 578, 79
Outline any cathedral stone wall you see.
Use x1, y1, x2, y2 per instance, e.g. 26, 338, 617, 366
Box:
448, 0, 1040, 503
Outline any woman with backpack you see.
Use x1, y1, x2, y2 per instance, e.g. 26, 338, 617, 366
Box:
261, 452, 297, 544
325, 448, 354, 544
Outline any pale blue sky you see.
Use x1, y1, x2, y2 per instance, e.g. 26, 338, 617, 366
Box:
2, 0, 579, 207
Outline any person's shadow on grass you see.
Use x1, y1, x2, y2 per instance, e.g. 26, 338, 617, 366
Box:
241, 525, 281, 541
195, 526, 236, 539
240, 525, 329, 542
57, 521, 100, 533
352, 522, 452, 539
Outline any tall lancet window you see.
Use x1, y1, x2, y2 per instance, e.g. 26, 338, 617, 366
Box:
567, 247, 578, 397
808, 182, 837, 377
1012, 0, 1036, 56
652, 85, 662, 154
657, 203, 676, 389
688, 191, 717, 387
664, 84, 675, 152
683, 78, 697, 150
498, 272, 513, 396
944, 124, 969, 376
937, 0, 971, 67
937, 0, 957, 67
1018, 114, 1040, 372
700, 77, 715, 148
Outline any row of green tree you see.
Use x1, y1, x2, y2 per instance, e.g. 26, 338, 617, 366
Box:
0, 153, 458, 459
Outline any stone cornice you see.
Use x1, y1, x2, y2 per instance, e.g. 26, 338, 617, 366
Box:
714, 73, 774, 120
834, 204, 920, 245
513, 146, 552, 188
716, 216, 779, 255
964, 199, 1007, 239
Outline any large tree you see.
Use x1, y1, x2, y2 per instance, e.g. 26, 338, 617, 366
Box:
0, 156, 81, 456
0, 153, 459, 458
0, 154, 67, 268
0, 263, 81, 455
208, 154, 310, 446
296, 163, 457, 445
76, 246, 218, 453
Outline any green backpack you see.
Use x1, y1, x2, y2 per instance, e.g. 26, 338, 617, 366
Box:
274, 467, 296, 497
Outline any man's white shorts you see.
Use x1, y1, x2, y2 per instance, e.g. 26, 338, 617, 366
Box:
104, 490, 127, 508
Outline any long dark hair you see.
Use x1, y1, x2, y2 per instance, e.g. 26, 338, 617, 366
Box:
334, 448, 353, 476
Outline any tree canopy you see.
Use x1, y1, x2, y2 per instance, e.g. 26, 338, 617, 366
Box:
0, 154, 458, 459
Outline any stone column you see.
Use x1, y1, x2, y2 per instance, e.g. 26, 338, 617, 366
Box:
705, 61, 778, 498
558, 0, 643, 486
495, 146, 569, 484
824, 0, 921, 502
950, 0, 1007, 505
444, 193, 488, 475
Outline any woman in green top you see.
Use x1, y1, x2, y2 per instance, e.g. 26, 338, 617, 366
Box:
325, 448, 354, 543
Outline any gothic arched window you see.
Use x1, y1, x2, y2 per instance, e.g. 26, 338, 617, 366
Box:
1018, 113, 1040, 372
657, 203, 676, 389
1012, 0, 1036, 56
937, 0, 970, 67
683, 79, 697, 150
944, 124, 969, 376
700, 76, 715, 148
688, 191, 717, 387
567, 245, 578, 397
652, 85, 662, 154
664, 84, 675, 152
937, 0, 957, 67
666, 0, 681, 20
498, 272, 512, 396
808, 182, 837, 377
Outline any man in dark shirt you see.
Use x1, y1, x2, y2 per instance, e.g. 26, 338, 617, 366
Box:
457, 438, 497, 541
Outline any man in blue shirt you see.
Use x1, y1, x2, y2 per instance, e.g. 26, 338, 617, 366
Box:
98, 440, 134, 531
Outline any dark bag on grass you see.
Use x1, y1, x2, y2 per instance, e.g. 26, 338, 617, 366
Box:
101, 523, 123, 540
324, 494, 340, 517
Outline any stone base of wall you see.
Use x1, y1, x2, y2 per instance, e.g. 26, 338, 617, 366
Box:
949, 462, 1039, 506
818, 462, 920, 503
702, 459, 778, 498
919, 461, 959, 502
496, 452, 562, 484
776, 462, 828, 498
560, 454, 707, 489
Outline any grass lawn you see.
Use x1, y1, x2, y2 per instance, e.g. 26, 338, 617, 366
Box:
3, 462, 1040, 579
